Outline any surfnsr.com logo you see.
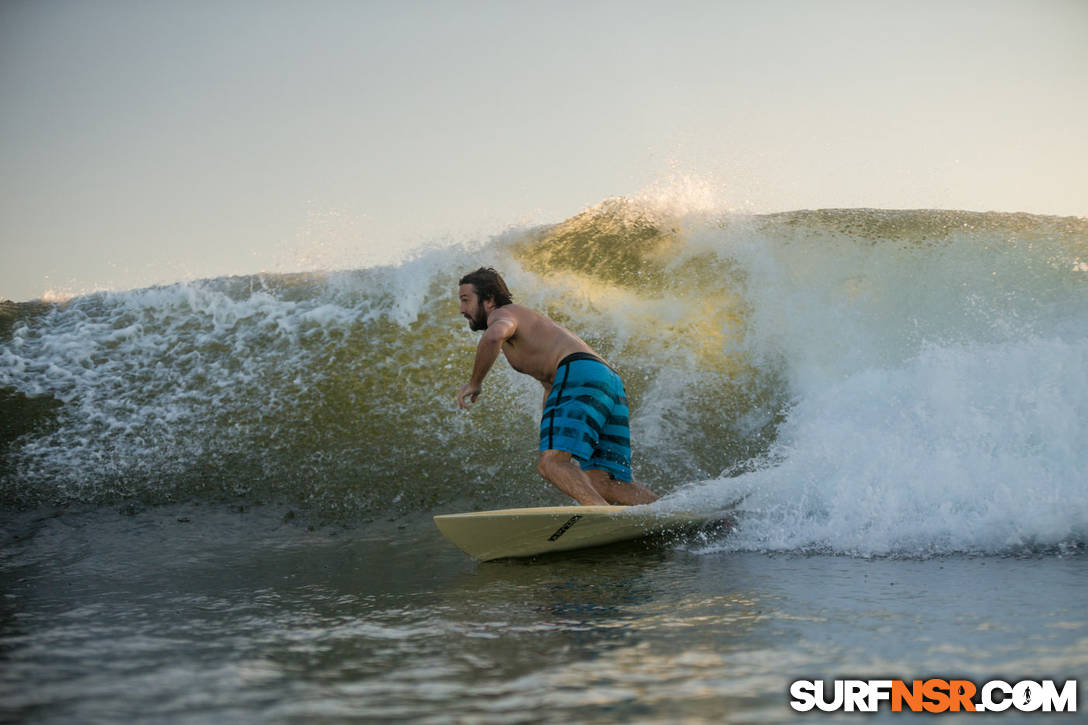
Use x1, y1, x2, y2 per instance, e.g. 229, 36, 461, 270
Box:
789, 679, 1077, 713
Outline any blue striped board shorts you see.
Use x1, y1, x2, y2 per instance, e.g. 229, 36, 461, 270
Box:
539, 352, 633, 482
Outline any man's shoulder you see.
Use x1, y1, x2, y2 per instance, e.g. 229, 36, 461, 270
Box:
494, 304, 541, 321
485, 305, 522, 330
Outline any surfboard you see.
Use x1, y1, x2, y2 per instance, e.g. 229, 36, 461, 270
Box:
433, 504, 732, 561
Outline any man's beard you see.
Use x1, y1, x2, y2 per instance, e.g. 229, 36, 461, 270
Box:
468, 307, 488, 331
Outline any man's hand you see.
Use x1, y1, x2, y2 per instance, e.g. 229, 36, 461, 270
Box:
457, 382, 482, 410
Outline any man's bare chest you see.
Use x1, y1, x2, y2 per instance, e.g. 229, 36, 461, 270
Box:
502, 340, 552, 383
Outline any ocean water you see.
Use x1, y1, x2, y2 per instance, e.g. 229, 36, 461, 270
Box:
2, 201, 1087, 721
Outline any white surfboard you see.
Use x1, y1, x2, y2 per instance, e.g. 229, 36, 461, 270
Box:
434, 504, 733, 561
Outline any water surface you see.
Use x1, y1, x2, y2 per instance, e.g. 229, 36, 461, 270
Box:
2, 504, 1084, 723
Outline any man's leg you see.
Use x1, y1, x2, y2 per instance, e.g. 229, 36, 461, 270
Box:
537, 450, 609, 505
584, 469, 659, 505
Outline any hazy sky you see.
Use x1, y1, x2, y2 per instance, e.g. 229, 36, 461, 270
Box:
2, 0, 1086, 302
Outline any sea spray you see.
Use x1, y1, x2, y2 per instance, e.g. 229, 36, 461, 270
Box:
667, 209, 1088, 555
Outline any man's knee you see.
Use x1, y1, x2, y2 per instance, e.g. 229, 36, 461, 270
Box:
537, 450, 569, 479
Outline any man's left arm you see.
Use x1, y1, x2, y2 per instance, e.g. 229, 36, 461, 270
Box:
457, 313, 517, 409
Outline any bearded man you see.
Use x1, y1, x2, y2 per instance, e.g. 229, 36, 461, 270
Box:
456, 267, 658, 506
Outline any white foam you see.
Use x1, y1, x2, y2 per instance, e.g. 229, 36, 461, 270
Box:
672, 336, 1088, 555
668, 218, 1088, 555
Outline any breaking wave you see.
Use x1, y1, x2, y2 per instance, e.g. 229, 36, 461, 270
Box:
3, 200, 1086, 555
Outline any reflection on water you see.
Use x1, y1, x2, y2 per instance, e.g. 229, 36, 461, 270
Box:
1, 504, 1085, 723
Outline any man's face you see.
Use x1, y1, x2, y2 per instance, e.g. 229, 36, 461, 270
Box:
458, 284, 489, 331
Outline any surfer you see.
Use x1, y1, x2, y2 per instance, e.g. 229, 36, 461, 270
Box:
456, 267, 658, 506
